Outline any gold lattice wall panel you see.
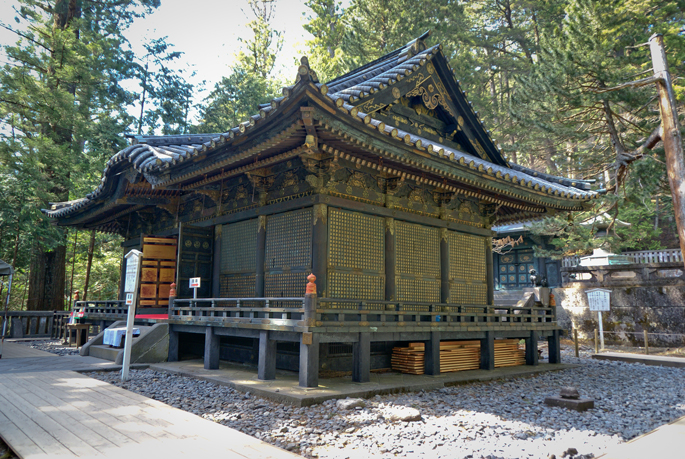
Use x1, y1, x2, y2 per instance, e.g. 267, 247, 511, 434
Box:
265, 272, 308, 297
265, 209, 312, 269
449, 282, 487, 304
397, 277, 440, 306
329, 209, 384, 271
396, 221, 440, 277
220, 274, 256, 298
221, 219, 257, 273
328, 272, 385, 302
448, 232, 486, 281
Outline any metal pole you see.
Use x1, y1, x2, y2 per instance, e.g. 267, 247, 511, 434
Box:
573, 328, 579, 358
649, 34, 685, 271
122, 253, 142, 382
0, 273, 12, 359
598, 311, 605, 350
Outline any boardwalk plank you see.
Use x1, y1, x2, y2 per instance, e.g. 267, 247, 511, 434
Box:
0, 343, 299, 459
0, 384, 104, 457
29, 373, 176, 441
0, 391, 73, 456
12, 374, 138, 447
0, 410, 45, 458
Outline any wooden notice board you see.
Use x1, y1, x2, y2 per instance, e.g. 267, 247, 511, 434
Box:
139, 236, 178, 307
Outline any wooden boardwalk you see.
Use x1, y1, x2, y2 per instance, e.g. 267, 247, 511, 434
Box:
0, 343, 300, 459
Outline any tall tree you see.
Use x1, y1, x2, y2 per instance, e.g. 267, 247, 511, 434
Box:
196, 0, 284, 133
302, 0, 349, 82
0, 0, 160, 310
133, 38, 195, 136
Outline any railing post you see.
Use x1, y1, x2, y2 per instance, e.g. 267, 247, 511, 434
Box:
168, 283, 176, 320
644, 329, 649, 355
547, 329, 561, 364
480, 330, 495, 370
300, 274, 319, 388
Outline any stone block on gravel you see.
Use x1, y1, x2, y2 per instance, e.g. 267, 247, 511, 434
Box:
336, 398, 365, 410
383, 407, 422, 422
544, 396, 594, 412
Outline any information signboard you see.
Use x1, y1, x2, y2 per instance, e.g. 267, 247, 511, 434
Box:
587, 289, 611, 312
189, 277, 201, 288
125, 293, 133, 305
124, 250, 142, 293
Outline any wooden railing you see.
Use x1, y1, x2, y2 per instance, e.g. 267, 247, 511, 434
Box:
1, 311, 71, 340
170, 298, 306, 328
316, 299, 555, 328
75, 300, 127, 318
562, 249, 683, 267
168, 296, 556, 331
627, 249, 683, 264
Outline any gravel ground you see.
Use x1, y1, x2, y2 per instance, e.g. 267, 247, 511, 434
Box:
17, 339, 80, 356
87, 345, 685, 459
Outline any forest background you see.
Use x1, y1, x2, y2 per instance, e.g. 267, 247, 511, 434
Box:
1, 0, 684, 311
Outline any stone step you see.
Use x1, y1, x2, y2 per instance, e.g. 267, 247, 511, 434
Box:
88, 331, 148, 362
89, 344, 121, 361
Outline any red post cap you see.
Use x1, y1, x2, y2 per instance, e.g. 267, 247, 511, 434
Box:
169, 283, 176, 298
306, 274, 317, 295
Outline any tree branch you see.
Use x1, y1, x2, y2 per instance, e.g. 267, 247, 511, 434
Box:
591, 75, 662, 93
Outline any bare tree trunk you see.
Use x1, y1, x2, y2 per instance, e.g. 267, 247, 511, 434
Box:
27, 242, 66, 311
12, 232, 19, 267
68, 230, 78, 310
650, 34, 685, 270
83, 230, 95, 301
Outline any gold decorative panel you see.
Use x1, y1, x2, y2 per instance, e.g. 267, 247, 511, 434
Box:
329, 209, 384, 271
220, 274, 257, 298
397, 277, 440, 304
265, 272, 308, 297
265, 209, 312, 269
448, 231, 487, 304
328, 209, 385, 306
449, 282, 487, 304
328, 272, 385, 300
396, 221, 440, 277
221, 219, 257, 273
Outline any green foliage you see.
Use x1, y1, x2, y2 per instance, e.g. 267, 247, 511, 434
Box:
195, 0, 286, 133
300, 0, 685, 254
302, 0, 350, 82
133, 38, 196, 135
196, 66, 277, 133
0, 0, 163, 309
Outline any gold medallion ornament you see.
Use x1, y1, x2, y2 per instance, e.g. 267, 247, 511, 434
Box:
392, 87, 401, 99
426, 62, 435, 74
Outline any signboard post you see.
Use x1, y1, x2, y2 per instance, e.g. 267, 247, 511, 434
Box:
587, 288, 611, 351
122, 249, 142, 382
189, 277, 201, 301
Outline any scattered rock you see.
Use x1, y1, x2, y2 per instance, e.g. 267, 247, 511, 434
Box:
383, 407, 422, 422
562, 447, 579, 457
336, 398, 365, 410
560, 387, 580, 399
83, 343, 685, 459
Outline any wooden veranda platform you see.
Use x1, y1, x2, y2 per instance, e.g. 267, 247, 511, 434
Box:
0, 343, 300, 459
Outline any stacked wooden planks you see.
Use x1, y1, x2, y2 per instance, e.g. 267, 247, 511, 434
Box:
391, 341, 481, 375
391, 339, 525, 375
494, 339, 526, 367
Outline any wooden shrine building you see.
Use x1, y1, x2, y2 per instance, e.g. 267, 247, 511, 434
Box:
45, 34, 599, 386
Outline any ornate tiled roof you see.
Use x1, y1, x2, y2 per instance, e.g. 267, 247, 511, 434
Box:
44, 34, 602, 222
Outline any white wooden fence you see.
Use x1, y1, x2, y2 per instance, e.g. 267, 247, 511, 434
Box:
562, 249, 682, 267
